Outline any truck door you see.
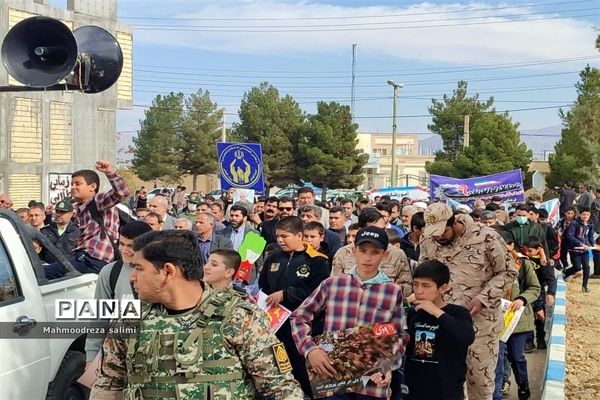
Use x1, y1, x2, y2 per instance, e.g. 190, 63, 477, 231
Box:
0, 218, 51, 399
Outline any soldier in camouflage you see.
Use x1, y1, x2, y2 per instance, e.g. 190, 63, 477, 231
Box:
419, 203, 517, 400
90, 230, 303, 400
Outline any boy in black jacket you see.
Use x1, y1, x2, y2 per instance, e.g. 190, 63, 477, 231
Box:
405, 260, 475, 400
523, 236, 557, 350
259, 216, 330, 398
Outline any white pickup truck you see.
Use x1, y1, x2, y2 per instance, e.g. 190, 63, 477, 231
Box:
0, 209, 97, 399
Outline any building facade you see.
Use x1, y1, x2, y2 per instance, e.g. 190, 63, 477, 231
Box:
357, 133, 435, 189
0, 0, 132, 208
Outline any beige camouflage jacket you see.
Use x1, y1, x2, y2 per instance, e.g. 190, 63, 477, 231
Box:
419, 215, 517, 315
331, 243, 413, 297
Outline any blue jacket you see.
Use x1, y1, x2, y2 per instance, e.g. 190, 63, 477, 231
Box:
566, 218, 595, 251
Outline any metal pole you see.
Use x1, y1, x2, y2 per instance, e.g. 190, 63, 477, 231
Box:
351, 44, 357, 123
221, 109, 227, 142
391, 85, 398, 188
463, 114, 470, 149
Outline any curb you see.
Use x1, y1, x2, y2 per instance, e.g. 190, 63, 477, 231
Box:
541, 274, 566, 399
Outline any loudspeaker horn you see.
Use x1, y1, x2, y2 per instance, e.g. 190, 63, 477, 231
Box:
1, 16, 78, 87
67, 25, 123, 93
0, 16, 123, 93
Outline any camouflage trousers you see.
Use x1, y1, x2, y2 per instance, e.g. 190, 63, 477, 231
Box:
466, 309, 502, 400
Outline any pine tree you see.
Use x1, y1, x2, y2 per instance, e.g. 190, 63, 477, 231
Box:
297, 102, 368, 200
176, 89, 223, 191
234, 82, 306, 191
132, 93, 184, 181
426, 81, 532, 177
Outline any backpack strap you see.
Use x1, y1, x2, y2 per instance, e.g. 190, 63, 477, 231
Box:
87, 198, 122, 261
109, 260, 124, 298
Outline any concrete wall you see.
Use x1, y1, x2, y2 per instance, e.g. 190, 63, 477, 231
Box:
0, 0, 132, 208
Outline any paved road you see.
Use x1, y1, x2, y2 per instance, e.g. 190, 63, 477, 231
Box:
506, 348, 547, 399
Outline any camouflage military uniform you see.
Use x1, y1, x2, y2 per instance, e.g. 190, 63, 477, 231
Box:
331, 243, 413, 297
91, 287, 303, 400
420, 211, 517, 400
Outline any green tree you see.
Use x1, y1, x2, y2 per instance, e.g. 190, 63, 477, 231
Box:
425, 81, 532, 177
132, 93, 184, 181
234, 82, 306, 192
297, 102, 368, 200
177, 89, 223, 191
427, 81, 494, 165
451, 112, 532, 178
548, 65, 600, 187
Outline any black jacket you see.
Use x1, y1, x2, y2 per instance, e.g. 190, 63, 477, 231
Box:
259, 217, 280, 245
40, 221, 79, 262
400, 233, 420, 262
259, 245, 329, 311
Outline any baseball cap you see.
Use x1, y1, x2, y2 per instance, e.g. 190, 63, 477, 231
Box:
55, 199, 73, 212
423, 203, 453, 237
354, 226, 389, 249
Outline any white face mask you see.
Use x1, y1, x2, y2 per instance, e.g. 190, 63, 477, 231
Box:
188, 203, 197, 212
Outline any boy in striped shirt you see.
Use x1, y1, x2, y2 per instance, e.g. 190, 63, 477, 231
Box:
291, 226, 405, 400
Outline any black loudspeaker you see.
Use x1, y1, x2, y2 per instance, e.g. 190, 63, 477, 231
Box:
1, 16, 78, 87
0, 16, 123, 93
67, 26, 123, 93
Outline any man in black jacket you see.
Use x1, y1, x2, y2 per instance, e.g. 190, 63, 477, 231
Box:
559, 182, 577, 217
40, 199, 80, 263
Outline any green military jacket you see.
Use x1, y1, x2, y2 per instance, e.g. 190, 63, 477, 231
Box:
505, 256, 541, 335
94, 287, 303, 400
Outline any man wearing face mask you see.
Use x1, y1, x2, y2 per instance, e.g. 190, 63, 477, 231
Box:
506, 204, 550, 262
419, 203, 517, 400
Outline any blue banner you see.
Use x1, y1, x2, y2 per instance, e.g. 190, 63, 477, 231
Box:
430, 169, 525, 204
217, 142, 265, 194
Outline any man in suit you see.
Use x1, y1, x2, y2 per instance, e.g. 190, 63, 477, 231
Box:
220, 205, 260, 251
148, 195, 177, 230
195, 212, 233, 265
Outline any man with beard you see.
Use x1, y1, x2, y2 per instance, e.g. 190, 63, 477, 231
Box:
91, 230, 304, 400
220, 205, 260, 251
261, 197, 294, 245
257, 196, 280, 243
419, 204, 516, 400
148, 195, 177, 230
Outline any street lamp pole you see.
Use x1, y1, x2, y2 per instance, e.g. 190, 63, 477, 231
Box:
387, 80, 403, 188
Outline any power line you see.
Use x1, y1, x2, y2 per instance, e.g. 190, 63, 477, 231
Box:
120, 0, 593, 21
131, 84, 571, 103
130, 102, 570, 118
129, 12, 599, 32
134, 56, 597, 80
132, 84, 576, 101
132, 71, 580, 89
130, 7, 597, 28
135, 55, 597, 75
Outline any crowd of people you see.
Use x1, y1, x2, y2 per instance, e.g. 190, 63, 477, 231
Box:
1, 165, 598, 400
